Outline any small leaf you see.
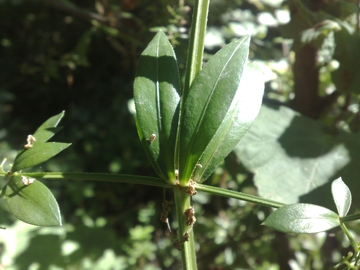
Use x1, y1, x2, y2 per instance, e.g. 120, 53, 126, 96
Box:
6, 176, 62, 226
11, 142, 71, 172
178, 36, 250, 184
263, 203, 340, 234
33, 111, 65, 143
331, 177, 351, 217
192, 63, 264, 182
11, 111, 70, 173
134, 31, 180, 184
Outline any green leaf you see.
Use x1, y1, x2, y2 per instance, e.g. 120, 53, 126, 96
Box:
331, 177, 351, 217
11, 142, 71, 172
263, 203, 340, 234
6, 176, 62, 226
192, 63, 264, 183
178, 36, 250, 185
134, 31, 180, 184
234, 105, 349, 204
33, 111, 65, 143
11, 112, 70, 172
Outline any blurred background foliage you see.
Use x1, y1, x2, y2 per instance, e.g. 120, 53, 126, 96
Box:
0, 0, 360, 269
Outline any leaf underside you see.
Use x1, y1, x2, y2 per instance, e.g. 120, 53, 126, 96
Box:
331, 177, 351, 217
263, 203, 340, 234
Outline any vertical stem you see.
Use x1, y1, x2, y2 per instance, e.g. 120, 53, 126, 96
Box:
340, 222, 358, 252
174, 0, 209, 183
174, 1, 209, 268
182, 0, 210, 99
173, 188, 197, 269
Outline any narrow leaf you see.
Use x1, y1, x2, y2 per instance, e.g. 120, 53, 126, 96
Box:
33, 111, 65, 143
193, 63, 264, 182
332, 177, 351, 217
134, 31, 180, 184
179, 36, 250, 184
11, 111, 69, 172
6, 176, 62, 226
263, 204, 340, 234
11, 142, 71, 172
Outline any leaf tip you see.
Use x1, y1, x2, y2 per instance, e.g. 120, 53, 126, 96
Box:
331, 176, 352, 217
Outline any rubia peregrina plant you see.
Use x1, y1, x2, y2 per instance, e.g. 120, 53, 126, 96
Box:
0, 32, 265, 268
2, 2, 360, 270
0, 111, 70, 226
263, 177, 360, 269
1, 33, 360, 270
134, 32, 264, 187
133, 29, 264, 267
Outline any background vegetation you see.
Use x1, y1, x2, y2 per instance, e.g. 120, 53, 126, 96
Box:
0, 0, 359, 269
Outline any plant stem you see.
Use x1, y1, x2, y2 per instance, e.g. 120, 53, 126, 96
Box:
340, 222, 358, 252
341, 213, 360, 223
183, 0, 209, 99
9, 172, 172, 189
173, 187, 197, 269
196, 183, 286, 208
2, 171, 286, 209
175, 0, 209, 186
2, 171, 287, 209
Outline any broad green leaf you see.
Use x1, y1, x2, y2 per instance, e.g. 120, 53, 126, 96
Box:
11, 142, 71, 172
33, 111, 65, 143
193, 63, 264, 183
178, 36, 250, 185
234, 105, 349, 204
263, 204, 340, 234
6, 176, 62, 226
331, 177, 351, 217
134, 31, 180, 184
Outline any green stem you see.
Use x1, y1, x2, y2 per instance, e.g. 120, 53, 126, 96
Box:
196, 183, 286, 208
341, 213, 360, 223
175, 0, 210, 181
173, 187, 197, 269
340, 222, 358, 252
183, 0, 209, 99
2, 171, 287, 209
175, 0, 209, 186
10, 172, 172, 189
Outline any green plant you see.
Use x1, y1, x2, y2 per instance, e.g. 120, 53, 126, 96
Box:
1, 1, 360, 269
